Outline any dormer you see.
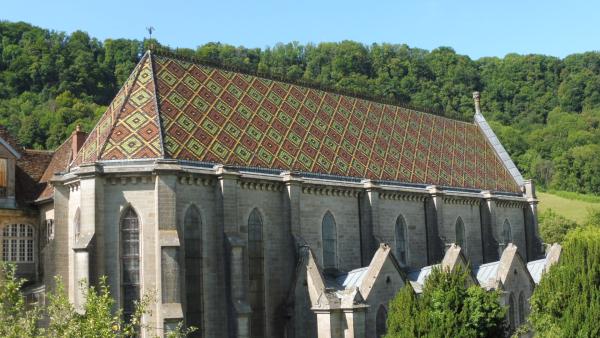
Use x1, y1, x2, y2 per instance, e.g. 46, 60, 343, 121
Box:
0, 135, 21, 208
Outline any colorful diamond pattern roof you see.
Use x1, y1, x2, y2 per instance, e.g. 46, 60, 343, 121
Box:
73, 53, 162, 165
73, 51, 521, 193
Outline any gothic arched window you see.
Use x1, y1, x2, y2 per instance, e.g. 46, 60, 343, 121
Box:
120, 207, 140, 319
376, 305, 387, 338
1, 224, 34, 262
248, 208, 265, 338
322, 211, 337, 270
395, 215, 407, 265
508, 293, 516, 330
518, 292, 525, 325
455, 217, 465, 249
502, 219, 512, 245
184, 205, 203, 336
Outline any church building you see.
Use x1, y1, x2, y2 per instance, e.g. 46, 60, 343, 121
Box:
0, 50, 555, 337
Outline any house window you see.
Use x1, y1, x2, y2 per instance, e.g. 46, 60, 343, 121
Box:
120, 207, 140, 319
502, 219, 512, 245
455, 217, 465, 249
2, 224, 34, 262
322, 211, 337, 270
248, 208, 265, 338
46, 219, 54, 241
184, 205, 203, 335
395, 215, 407, 266
0, 158, 7, 197
376, 305, 387, 338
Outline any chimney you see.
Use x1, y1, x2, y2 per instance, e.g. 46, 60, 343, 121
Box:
472, 91, 482, 114
71, 124, 87, 160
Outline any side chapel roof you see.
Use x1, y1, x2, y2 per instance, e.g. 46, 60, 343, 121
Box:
72, 51, 522, 193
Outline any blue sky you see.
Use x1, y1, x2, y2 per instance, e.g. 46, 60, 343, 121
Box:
2, 0, 599, 59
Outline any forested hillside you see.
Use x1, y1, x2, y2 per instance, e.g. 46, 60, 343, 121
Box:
2, 21, 600, 194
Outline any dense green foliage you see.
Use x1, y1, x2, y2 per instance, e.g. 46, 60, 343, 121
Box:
0, 263, 194, 337
528, 226, 600, 337
537, 208, 579, 244
386, 266, 506, 338
538, 206, 600, 244
4, 21, 600, 193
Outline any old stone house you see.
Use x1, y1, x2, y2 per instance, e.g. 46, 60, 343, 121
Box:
0, 50, 554, 337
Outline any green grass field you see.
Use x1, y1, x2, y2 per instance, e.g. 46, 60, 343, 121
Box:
537, 192, 600, 223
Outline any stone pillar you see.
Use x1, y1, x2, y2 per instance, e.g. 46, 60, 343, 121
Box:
359, 180, 378, 266
481, 191, 500, 262
154, 160, 180, 336
73, 248, 89, 311
523, 180, 543, 260
227, 235, 250, 338
155, 161, 179, 231
315, 310, 335, 338
342, 309, 366, 338
425, 186, 444, 264
218, 166, 249, 338
283, 172, 303, 236
48, 181, 70, 291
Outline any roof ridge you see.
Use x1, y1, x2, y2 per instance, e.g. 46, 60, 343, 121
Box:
147, 51, 166, 158
97, 52, 151, 160
151, 47, 473, 123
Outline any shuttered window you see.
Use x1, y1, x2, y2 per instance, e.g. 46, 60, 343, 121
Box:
0, 158, 7, 197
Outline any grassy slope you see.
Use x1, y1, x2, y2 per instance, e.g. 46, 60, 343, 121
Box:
537, 192, 600, 223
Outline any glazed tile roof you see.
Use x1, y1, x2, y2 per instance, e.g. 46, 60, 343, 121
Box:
73, 51, 522, 193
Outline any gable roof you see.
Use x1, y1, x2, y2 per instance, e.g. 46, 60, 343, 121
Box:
0, 127, 22, 158
73, 51, 522, 193
37, 134, 76, 201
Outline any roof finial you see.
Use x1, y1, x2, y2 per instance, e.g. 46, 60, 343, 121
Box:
75, 124, 81, 132
146, 26, 155, 50
473, 91, 481, 115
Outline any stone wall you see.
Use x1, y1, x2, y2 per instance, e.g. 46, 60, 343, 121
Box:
46, 161, 537, 337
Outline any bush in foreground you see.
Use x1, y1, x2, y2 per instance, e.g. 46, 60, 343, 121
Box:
386, 266, 506, 338
0, 263, 195, 338
528, 226, 600, 337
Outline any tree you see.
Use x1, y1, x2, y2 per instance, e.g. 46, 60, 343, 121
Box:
538, 208, 579, 244
528, 226, 600, 337
386, 266, 506, 338
0, 263, 195, 338
0, 263, 41, 337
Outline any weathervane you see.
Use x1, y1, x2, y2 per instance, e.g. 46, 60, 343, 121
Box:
146, 26, 155, 50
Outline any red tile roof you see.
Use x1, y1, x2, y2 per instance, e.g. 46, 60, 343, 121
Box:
73, 51, 522, 193
37, 135, 75, 201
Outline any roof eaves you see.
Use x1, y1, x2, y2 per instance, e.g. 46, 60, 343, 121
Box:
0, 136, 21, 158
474, 112, 524, 187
